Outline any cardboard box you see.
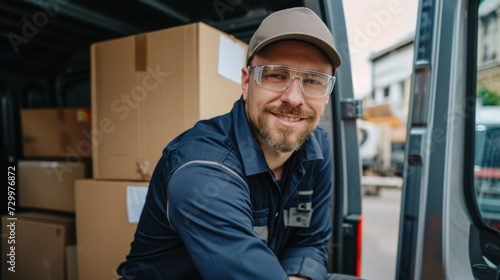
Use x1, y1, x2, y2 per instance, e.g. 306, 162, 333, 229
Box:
91, 22, 247, 180
75, 179, 149, 280
1, 212, 75, 280
21, 108, 91, 158
19, 160, 91, 212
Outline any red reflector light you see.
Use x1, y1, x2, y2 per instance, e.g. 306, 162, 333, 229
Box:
357, 214, 363, 277
489, 220, 500, 231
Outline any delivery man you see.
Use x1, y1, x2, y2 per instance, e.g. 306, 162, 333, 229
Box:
117, 7, 360, 280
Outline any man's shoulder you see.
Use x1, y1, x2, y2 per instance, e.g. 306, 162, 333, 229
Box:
163, 111, 241, 167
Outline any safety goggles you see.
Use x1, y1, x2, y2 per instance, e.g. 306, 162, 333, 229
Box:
248, 65, 336, 98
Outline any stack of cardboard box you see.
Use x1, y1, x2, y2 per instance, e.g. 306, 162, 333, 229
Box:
75, 22, 247, 280
1, 108, 92, 280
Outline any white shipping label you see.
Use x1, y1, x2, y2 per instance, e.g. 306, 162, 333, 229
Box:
126, 186, 148, 223
218, 34, 245, 85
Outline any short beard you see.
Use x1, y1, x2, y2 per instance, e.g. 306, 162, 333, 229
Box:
247, 102, 320, 153
258, 124, 306, 153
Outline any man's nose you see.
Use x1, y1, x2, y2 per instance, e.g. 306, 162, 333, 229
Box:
280, 76, 305, 106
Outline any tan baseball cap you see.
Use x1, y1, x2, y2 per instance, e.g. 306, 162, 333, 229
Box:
246, 7, 342, 69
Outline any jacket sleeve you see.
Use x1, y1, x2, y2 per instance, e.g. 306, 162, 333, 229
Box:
280, 132, 334, 280
167, 162, 289, 280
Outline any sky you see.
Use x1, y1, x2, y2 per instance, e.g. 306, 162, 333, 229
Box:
343, 0, 420, 98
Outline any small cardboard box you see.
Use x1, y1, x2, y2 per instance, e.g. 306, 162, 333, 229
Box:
1, 212, 75, 280
75, 179, 149, 280
91, 22, 247, 180
21, 108, 91, 158
19, 160, 91, 212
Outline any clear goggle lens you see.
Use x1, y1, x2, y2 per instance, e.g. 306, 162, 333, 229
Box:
249, 65, 335, 97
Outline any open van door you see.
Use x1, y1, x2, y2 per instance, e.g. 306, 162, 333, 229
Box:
396, 0, 500, 279
321, 0, 364, 277
303, 1, 364, 277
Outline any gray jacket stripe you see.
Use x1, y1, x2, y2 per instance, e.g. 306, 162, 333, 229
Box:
166, 160, 248, 232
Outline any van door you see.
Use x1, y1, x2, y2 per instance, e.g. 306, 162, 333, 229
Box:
396, 0, 500, 279
315, 0, 364, 277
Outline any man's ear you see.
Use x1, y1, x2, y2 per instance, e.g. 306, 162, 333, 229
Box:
241, 66, 250, 101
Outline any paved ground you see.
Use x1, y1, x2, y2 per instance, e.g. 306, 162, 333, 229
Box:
361, 188, 402, 280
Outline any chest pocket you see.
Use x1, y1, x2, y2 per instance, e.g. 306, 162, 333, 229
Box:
252, 208, 269, 240
283, 190, 314, 228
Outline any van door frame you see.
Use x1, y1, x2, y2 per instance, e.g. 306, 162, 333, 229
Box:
311, 0, 364, 276
396, 0, 500, 279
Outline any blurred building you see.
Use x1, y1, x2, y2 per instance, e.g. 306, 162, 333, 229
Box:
359, 34, 414, 178
477, 0, 500, 102
367, 34, 414, 124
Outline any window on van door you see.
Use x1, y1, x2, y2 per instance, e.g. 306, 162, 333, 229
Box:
475, 0, 500, 232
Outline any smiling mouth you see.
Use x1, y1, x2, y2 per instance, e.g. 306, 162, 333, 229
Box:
278, 115, 301, 122
263, 103, 313, 124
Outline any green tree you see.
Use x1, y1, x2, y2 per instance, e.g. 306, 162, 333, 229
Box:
477, 87, 500, 106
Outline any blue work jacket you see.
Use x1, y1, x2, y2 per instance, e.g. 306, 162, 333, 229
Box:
117, 97, 333, 280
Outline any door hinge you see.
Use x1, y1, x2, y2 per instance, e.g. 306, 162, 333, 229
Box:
342, 223, 354, 236
341, 99, 363, 120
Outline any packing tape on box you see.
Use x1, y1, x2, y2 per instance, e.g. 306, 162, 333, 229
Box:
57, 109, 66, 123
60, 131, 71, 153
135, 34, 147, 72
136, 160, 151, 181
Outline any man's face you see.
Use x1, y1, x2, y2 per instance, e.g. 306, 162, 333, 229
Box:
241, 40, 332, 153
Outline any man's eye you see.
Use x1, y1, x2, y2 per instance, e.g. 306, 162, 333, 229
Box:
270, 74, 286, 79
263, 72, 287, 80
305, 78, 327, 86
304, 79, 320, 84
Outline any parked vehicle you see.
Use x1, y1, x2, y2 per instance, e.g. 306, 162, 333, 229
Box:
474, 106, 500, 231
